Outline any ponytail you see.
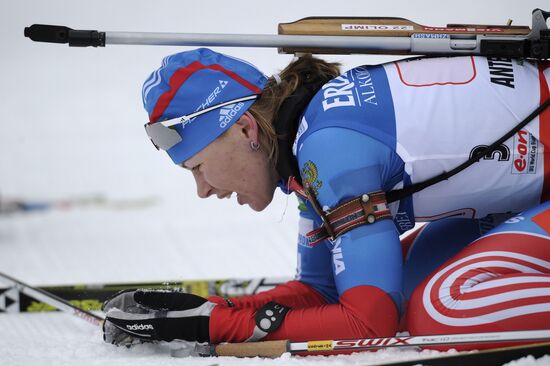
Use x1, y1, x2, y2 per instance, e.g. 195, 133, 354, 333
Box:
248, 55, 341, 163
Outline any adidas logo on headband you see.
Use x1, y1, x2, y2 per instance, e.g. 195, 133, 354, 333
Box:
219, 102, 245, 128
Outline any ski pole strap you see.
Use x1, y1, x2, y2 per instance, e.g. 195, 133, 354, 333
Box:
304, 187, 392, 246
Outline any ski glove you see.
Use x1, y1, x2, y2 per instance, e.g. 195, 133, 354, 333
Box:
102, 289, 215, 346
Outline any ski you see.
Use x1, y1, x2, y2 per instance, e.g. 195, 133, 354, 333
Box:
0, 271, 103, 326
0, 276, 290, 313
23, 9, 549, 59
374, 341, 550, 366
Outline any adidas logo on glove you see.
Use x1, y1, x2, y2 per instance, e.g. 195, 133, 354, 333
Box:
126, 323, 154, 331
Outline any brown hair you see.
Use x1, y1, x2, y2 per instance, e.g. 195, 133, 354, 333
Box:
248, 55, 341, 164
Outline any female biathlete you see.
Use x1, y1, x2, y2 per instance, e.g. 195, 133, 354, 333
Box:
102, 49, 550, 352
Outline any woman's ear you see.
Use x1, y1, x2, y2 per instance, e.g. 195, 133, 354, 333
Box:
235, 111, 259, 142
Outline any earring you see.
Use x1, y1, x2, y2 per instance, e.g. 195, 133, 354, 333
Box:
250, 141, 260, 151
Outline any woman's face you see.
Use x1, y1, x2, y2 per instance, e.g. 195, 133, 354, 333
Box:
182, 113, 279, 211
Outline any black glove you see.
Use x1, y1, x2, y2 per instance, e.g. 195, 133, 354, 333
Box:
102, 289, 215, 346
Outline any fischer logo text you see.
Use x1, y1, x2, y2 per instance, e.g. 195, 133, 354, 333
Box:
182, 80, 229, 129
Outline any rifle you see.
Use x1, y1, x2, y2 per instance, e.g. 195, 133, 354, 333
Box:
24, 9, 549, 59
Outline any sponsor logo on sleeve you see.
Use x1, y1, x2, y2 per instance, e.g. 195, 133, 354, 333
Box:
321, 74, 357, 111
292, 117, 309, 155
354, 67, 378, 106
298, 216, 314, 248
331, 238, 346, 275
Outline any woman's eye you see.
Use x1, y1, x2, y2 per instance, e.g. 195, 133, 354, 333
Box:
192, 164, 201, 172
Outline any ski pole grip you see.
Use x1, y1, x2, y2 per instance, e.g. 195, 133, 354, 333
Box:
24, 24, 105, 47
213, 340, 289, 358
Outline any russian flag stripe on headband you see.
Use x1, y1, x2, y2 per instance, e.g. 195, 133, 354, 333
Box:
150, 61, 263, 123
142, 48, 267, 164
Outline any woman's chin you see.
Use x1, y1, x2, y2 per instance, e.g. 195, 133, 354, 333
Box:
238, 190, 275, 212
248, 201, 267, 212
247, 196, 272, 212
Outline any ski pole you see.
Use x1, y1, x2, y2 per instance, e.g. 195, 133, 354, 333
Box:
0, 271, 104, 326
196, 329, 550, 358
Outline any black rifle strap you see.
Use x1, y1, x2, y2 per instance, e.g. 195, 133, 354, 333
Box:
386, 98, 550, 204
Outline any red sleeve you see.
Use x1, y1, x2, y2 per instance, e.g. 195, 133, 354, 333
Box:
208, 228, 419, 344
208, 280, 326, 310
210, 284, 398, 344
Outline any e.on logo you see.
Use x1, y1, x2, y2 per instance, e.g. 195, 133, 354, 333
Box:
512, 129, 538, 174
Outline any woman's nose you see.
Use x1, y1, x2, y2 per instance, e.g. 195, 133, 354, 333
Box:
194, 174, 213, 199
197, 182, 214, 199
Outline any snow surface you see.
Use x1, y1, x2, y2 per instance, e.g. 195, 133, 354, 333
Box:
1, 0, 549, 365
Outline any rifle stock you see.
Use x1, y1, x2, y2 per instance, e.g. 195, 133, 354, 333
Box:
277, 16, 532, 55
278, 17, 531, 37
